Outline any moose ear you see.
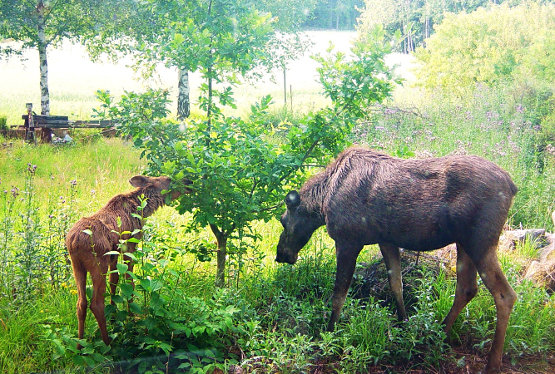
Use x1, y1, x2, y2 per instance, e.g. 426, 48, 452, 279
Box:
129, 175, 150, 188
285, 190, 301, 209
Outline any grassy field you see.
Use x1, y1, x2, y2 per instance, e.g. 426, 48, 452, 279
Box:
1, 30, 554, 373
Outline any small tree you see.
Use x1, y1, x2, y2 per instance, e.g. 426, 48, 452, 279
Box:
97, 26, 398, 286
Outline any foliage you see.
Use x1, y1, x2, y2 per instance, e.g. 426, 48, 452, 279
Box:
0, 116, 7, 131
357, 0, 542, 53
0, 140, 554, 372
0, 0, 95, 51
0, 164, 75, 303
0, 0, 98, 114
414, 2, 555, 93
303, 0, 364, 30
84, 0, 313, 119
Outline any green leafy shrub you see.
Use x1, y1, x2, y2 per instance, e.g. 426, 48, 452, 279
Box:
415, 2, 554, 94
95, 28, 398, 288
0, 115, 7, 132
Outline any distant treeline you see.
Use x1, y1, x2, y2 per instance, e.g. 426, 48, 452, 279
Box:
306, 0, 547, 52
303, 0, 364, 30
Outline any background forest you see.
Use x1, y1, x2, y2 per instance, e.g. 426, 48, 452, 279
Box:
0, 0, 553, 373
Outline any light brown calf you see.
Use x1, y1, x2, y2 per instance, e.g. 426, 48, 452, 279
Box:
66, 175, 187, 346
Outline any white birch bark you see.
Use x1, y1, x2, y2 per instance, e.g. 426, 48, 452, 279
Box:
177, 68, 190, 120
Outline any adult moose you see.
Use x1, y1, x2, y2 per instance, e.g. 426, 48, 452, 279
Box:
276, 147, 517, 373
66, 175, 189, 347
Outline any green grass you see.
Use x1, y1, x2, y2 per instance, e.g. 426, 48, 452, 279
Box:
1, 102, 554, 373
0, 138, 145, 215
0, 136, 553, 373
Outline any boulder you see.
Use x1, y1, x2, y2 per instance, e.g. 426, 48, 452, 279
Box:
524, 235, 555, 292
499, 229, 547, 251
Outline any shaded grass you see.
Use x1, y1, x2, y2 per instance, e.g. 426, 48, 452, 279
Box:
0, 289, 77, 373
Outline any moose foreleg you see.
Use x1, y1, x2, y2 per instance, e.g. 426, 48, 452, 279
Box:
379, 244, 407, 321
328, 242, 362, 331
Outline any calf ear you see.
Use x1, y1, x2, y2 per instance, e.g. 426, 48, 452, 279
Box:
129, 175, 150, 188
285, 190, 301, 209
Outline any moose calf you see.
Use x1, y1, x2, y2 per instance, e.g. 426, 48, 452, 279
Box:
66, 175, 186, 346
276, 147, 517, 373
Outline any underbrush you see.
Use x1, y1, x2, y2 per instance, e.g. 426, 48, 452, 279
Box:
2, 208, 553, 373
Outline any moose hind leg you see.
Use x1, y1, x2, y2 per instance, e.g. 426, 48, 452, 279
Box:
442, 244, 478, 335
475, 248, 517, 373
328, 242, 362, 331
89, 263, 111, 345
72, 260, 87, 348
379, 244, 407, 321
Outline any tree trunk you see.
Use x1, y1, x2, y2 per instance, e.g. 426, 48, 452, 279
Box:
37, 1, 49, 115
283, 67, 287, 107
210, 224, 227, 287
177, 68, 190, 120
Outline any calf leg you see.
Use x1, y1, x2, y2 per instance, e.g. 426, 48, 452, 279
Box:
89, 263, 111, 345
71, 258, 87, 349
328, 242, 363, 331
474, 249, 516, 374
108, 256, 118, 301
443, 245, 478, 334
379, 244, 406, 321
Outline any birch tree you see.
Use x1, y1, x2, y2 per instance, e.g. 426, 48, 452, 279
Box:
0, 0, 95, 115
85, 0, 314, 120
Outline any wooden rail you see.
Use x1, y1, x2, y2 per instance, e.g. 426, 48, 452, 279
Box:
12, 106, 116, 143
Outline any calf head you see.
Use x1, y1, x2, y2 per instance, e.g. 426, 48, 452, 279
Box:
276, 191, 322, 264
129, 175, 191, 202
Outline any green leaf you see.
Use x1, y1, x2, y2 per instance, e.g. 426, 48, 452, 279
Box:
116, 263, 128, 275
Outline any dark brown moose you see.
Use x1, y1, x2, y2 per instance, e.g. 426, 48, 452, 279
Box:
276, 147, 517, 373
66, 175, 187, 347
